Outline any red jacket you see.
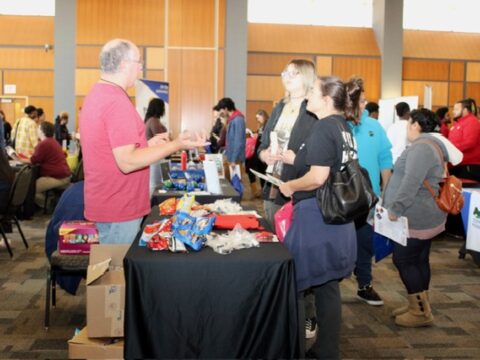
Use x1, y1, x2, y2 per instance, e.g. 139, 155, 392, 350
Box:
448, 113, 480, 165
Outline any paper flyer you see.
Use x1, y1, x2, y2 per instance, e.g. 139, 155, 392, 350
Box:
373, 205, 409, 246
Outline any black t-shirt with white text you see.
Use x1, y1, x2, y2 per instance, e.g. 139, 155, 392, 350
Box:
292, 114, 356, 204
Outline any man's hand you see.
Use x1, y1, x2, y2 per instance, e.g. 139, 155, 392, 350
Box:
174, 131, 209, 150
148, 132, 170, 147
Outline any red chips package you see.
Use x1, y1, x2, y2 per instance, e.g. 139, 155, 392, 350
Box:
159, 198, 177, 216
147, 233, 170, 251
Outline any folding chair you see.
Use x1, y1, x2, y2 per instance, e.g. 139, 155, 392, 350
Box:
45, 250, 88, 330
0, 165, 33, 257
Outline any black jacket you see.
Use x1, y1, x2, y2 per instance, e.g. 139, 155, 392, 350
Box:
257, 99, 317, 205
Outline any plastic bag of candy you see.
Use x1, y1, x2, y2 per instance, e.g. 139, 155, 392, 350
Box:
192, 216, 216, 235
139, 222, 162, 246
147, 233, 170, 251
205, 224, 259, 254
172, 215, 216, 251
181, 216, 216, 251
176, 194, 195, 213
159, 198, 177, 216
168, 236, 188, 252
172, 211, 195, 231
158, 218, 173, 232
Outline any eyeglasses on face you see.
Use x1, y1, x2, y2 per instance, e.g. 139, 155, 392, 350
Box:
281, 70, 300, 79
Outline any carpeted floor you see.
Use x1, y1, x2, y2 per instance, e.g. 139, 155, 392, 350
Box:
1, 202, 480, 359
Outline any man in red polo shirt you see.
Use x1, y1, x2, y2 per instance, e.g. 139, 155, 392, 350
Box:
449, 98, 480, 181
80, 39, 207, 244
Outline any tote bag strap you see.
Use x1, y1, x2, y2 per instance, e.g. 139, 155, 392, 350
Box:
333, 117, 357, 163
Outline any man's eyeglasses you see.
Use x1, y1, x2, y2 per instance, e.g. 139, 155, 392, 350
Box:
281, 70, 300, 79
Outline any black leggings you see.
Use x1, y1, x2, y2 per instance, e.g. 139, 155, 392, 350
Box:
393, 238, 432, 294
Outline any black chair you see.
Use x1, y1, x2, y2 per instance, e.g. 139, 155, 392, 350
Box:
43, 183, 70, 214
0, 165, 33, 257
45, 250, 88, 330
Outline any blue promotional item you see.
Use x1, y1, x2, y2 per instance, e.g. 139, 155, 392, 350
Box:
231, 174, 244, 198
373, 232, 394, 262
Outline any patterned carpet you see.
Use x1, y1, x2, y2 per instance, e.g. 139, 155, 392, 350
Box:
1, 202, 480, 359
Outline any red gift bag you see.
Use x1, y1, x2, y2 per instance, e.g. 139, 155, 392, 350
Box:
245, 135, 257, 159
274, 201, 293, 242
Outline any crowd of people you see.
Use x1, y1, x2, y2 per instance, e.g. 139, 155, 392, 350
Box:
2, 38, 480, 359
0, 104, 75, 211
203, 57, 477, 357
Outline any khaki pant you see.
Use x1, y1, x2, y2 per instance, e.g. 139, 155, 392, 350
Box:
35, 176, 71, 208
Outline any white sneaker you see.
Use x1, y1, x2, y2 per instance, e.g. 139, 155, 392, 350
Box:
305, 318, 317, 339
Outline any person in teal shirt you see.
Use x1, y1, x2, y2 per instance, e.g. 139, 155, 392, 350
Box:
350, 110, 393, 197
347, 80, 393, 307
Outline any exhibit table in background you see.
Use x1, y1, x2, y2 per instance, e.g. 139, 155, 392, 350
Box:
461, 189, 480, 233
150, 179, 240, 206
123, 207, 300, 359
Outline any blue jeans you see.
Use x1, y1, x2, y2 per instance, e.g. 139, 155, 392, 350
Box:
354, 223, 374, 288
96, 217, 143, 244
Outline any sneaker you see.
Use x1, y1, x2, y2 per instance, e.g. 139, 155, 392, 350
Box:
357, 285, 384, 306
305, 317, 317, 339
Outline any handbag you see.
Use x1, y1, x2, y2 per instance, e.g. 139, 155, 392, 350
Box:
316, 120, 378, 224
245, 135, 257, 159
274, 200, 293, 242
419, 139, 464, 215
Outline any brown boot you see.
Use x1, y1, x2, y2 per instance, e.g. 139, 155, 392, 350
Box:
392, 290, 429, 317
395, 291, 433, 327
391, 304, 408, 317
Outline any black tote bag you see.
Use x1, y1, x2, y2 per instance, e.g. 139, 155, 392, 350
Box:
316, 120, 378, 224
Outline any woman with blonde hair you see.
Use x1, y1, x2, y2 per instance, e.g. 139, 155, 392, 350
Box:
258, 59, 317, 225
257, 59, 319, 339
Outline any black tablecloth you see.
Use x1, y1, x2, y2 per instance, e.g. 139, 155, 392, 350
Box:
151, 179, 240, 206
124, 208, 300, 359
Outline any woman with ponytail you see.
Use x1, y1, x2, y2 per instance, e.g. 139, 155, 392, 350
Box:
278, 76, 359, 359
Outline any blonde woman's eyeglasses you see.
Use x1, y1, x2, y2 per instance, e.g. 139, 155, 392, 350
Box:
281, 70, 300, 79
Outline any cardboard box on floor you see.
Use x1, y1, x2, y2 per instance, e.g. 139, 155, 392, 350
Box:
68, 327, 123, 359
86, 244, 129, 338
